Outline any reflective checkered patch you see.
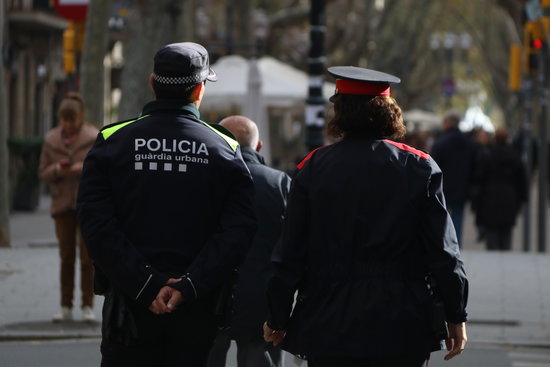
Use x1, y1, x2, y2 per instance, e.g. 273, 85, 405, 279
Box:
152, 73, 202, 85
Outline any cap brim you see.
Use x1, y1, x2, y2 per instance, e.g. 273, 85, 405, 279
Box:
327, 66, 401, 84
206, 68, 218, 82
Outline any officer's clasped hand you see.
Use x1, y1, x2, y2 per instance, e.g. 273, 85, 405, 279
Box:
148, 278, 184, 315
263, 321, 285, 346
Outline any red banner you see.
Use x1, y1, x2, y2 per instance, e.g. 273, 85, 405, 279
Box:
54, 0, 89, 21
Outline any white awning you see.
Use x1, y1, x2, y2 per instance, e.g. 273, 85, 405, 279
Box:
201, 55, 335, 110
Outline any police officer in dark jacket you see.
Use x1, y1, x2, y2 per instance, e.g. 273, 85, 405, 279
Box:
77, 42, 256, 367
263, 67, 468, 367
207, 115, 291, 367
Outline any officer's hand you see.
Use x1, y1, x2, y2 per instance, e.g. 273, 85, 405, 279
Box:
263, 321, 285, 346
165, 287, 183, 312
148, 282, 184, 315
444, 322, 467, 360
149, 287, 171, 314
149, 295, 167, 314
164, 278, 184, 311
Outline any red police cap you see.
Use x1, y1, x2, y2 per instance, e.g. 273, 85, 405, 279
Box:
328, 66, 400, 101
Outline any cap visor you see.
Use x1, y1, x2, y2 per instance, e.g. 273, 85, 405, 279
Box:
206, 68, 218, 82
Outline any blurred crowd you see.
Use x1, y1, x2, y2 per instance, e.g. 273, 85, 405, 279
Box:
402, 111, 528, 251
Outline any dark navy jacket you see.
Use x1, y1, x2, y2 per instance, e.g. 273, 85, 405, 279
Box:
267, 137, 468, 358
77, 101, 256, 309
228, 147, 291, 340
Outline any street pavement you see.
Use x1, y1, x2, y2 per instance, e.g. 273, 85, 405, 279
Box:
1, 196, 102, 341
1, 195, 550, 354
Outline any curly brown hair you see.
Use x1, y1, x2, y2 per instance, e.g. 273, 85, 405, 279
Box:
327, 94, 406, 140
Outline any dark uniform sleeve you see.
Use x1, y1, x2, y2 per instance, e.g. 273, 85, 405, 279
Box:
419, 159, 469, 324
266, 164, 309, 331
169, 147, 257, 303
77, 135, 170, 308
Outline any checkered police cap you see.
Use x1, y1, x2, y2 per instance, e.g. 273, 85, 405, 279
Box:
153, 42, 217, 86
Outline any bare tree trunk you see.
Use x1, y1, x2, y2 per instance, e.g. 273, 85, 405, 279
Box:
118, 0, 192, 120
80, 0, 112, 127
0, 2, 11, 247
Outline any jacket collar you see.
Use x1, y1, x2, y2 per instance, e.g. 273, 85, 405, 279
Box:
240, 146, 265, 165
141, 100, 200, 120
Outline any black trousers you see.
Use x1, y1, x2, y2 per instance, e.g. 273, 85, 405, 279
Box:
486, 227, 512, 251
100, 297, 218, 367
207, 331, 282, 367
307, 353, 430, 367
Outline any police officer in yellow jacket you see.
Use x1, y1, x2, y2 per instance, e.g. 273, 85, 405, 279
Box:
77, 42, 256, 367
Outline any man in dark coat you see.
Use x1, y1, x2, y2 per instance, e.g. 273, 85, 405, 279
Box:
207, 115, 291, 367
431, 111, 477, 246
473, 127, 527, 250
264, 67, 468, 367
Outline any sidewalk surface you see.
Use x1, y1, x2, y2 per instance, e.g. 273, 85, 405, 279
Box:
1, 195, 550, 347
1, 196, 102, 340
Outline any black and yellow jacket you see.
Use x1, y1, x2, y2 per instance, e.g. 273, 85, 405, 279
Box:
77, 100, 256, 309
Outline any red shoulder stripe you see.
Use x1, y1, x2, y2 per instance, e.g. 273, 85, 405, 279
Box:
297, 147, 322, 170
383, 139, 430, 160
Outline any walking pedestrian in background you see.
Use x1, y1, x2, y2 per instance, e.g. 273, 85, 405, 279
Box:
472, 126, 527, 251
431, 111, 476, 246
77, 42, 256, 367
471, 128, 493, 243
207, 115, 291, 367
38, 92, 98, 322
264, 67, 468, 367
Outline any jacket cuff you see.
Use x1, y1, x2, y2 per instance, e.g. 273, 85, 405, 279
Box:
447, 312, 468, 324
266, 319, 286, 332
134, 272, 169, 308
169, 275, 198, 304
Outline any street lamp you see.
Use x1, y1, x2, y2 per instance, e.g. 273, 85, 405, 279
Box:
252, 9, 269, 56
429, 31, 472, 108
243, 9, 270, 161
305, 0, 326, 152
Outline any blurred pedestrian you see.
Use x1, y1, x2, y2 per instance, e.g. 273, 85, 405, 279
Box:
470, 128, 493, 242
431, 111, 476, 246
207, 115, 291, 367
472, 128, 492, 150
77, 42, 256, 367
472, 127, 527, 251
403, 123, 430, 152
264, 66, 468, 367
38, 92, 98, 322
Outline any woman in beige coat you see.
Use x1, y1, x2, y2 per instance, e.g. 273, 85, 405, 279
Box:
38, 93, 98, 322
